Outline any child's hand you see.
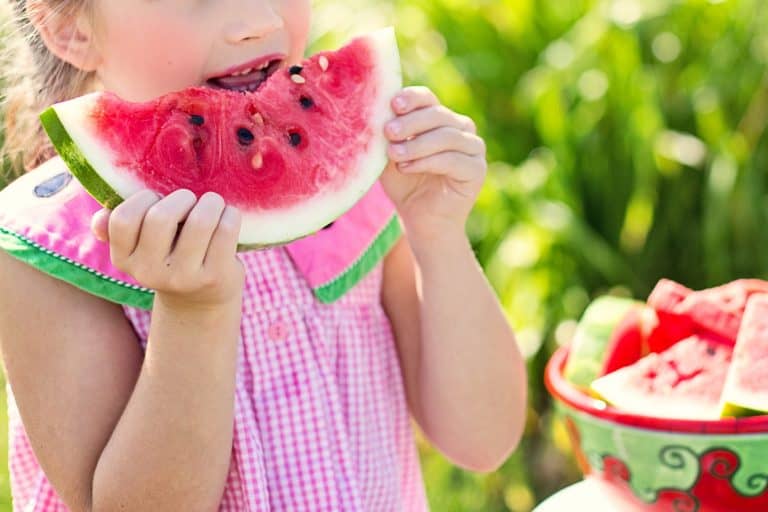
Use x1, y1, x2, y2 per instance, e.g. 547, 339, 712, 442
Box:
91, 189, 244, 310
381, 86, 487, 243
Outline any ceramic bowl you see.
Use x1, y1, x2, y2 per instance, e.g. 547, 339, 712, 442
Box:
545, 346, 768, 511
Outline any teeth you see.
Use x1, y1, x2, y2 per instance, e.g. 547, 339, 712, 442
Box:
232, 67, 255, 77
227, 61, 274, 78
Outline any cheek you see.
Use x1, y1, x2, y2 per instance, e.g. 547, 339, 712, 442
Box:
283, 0, 311, 61
94, 11, 210, 100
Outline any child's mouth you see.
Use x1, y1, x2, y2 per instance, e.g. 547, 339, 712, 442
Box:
206, 59, 283, 93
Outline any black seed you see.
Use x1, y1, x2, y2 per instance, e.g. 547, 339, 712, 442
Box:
322, 222, 335, 230
299, 96, 314, 109
288, 132, 302, 147
189, 115, 204, 126
289, 65, 304, 75
706, 345, 717, 356
237, 128, 255, 145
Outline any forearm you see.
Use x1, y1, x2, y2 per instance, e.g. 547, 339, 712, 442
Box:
92, 297, 242, 512
410, 230, 527, 471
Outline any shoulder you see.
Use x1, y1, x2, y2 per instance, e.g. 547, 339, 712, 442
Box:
0, 244, 133, 344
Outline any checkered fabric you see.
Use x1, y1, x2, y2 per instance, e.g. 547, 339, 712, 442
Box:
8, 247, 428, 511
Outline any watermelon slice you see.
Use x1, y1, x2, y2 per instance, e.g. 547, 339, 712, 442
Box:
563, 296, 642, 388
648, 279, 768, 348
720, 294, 768, 417
40, 29, 402, 248
675, 279, 768, 344
591, 335, 732, 420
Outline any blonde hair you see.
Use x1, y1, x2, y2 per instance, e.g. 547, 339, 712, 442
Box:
1, 0, 95, 176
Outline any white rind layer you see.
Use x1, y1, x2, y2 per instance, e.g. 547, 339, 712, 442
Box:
51, 28, 402, 246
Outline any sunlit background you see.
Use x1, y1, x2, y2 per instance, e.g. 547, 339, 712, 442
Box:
3, 0, 768, 510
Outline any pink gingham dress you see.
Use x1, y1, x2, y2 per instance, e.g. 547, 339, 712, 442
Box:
0, 165, 430, 511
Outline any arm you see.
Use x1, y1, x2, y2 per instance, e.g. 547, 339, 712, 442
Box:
382, 235, 526, 473
0, 190, 244, 512
380, 87, 527, 472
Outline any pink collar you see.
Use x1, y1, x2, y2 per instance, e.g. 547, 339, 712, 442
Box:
0, 165, 400, 309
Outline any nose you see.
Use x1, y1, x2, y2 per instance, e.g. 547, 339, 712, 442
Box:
224, 1, 285, 43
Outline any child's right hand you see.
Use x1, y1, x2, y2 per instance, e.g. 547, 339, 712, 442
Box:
90, 189, 245, 310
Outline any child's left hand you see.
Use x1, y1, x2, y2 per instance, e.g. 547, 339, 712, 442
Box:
380, 86, 487, 243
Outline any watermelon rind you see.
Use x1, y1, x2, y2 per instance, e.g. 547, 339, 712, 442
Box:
40, 103, 125, 210
40, 28, 403, 248
563, 296, 641, 388
719, 294, 768, 417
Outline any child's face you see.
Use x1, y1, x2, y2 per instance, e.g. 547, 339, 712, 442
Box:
90, 0, 311, 101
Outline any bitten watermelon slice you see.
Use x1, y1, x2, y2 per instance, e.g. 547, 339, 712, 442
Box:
40, 29, 402, 247
720, 294, 768, 417
591, 335, 732, 420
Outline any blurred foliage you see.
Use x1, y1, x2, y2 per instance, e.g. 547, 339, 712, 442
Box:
2, 0, 768, 510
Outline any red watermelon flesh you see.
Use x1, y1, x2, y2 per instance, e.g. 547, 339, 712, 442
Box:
675, 279, 768, 344
591, 335, 732, 420
646, 279, 697, 353
600, 305, 654, 375
40, 29, 402, 247
647, 278, 692, 311
720, 294, 768, 416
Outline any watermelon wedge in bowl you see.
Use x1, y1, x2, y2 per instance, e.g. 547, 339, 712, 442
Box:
40, 28, 402, 248
545, 282, 768, 511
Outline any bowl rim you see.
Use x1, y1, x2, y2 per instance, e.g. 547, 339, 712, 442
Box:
545, 345, 768, 434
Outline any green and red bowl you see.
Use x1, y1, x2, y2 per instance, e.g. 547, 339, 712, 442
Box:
545, 346, 768, 512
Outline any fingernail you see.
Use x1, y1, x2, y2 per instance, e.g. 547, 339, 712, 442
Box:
392, 144, 407, 157
387, 121, 401, 136
394, 96, 407, 111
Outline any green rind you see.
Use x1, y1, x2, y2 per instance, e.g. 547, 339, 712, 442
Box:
39, 106, 124, 210
0, 226, 154, 310
721, 402, 767, 418
563, 296, 641, 387
314, 214, 401, 304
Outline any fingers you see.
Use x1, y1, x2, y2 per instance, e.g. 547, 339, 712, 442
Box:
391, 86, 439, 115
91, 208, 111, 242
204, 206, 242, 268
386, 105, 477, 141
108, 190, 162, 266
387, 126, 486, 163
396, 152, 487, 183
132, 189, 198, 264
170, 192, 227, 268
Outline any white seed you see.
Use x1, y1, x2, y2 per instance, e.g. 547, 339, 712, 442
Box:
252, 152, 263, 170
252, 112, 264, 126
291, 74, 306, 84
319, 56, 329, 72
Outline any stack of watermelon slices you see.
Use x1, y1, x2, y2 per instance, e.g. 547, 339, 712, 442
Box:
564, 279, 768, 420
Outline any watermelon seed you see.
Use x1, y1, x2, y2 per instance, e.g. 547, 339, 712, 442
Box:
189, 115, 205, 126
288, 131, 302, 147
289, 65, 303, 75
299, 96, 314, 109
253, 112, 264, 126
291, 74, 306, 84
237, 128, 255, 145
319, 56, 329, 72
252, 152, 263, 170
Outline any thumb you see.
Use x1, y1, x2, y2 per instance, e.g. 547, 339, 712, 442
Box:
90, 208, 111, 242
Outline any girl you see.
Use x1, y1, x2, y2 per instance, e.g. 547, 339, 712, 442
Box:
0, 1, 526, 511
